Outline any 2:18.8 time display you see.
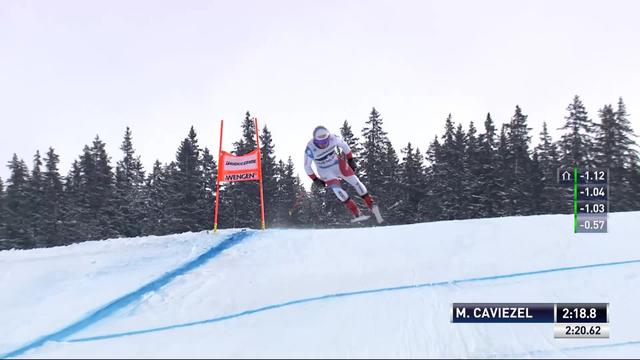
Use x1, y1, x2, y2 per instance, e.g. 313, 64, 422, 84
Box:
556, 303, 608, 323
563, 307, 597, 319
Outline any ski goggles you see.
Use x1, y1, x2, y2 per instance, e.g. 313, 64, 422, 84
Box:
313, 137, 330, 148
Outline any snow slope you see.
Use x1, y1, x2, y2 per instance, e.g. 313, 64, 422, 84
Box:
1, 213, 639, 358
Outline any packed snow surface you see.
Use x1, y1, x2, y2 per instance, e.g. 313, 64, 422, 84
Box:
1, 213, 639, 358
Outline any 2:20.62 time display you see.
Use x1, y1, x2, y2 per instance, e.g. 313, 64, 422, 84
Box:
564, 325, 601, 336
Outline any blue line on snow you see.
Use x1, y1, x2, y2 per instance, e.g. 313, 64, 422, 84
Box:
0, 230, 254, 359
67, 258, 640, 344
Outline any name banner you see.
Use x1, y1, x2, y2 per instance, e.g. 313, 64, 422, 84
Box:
218, 150, 260, 182
452, 303, 555, 323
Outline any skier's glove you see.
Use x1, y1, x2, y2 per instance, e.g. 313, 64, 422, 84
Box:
313, 178, 326, 188
348, 158, 358, 172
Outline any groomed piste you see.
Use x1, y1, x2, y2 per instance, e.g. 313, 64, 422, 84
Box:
1, 212, 639, 358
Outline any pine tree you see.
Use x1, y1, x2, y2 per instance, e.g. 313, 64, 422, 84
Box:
398, 142, 427, 224
594, 98, 639, 211
535, 123, 560, 170
73, 136, 118, 240
92, 136, 118, 238
287, 177, 307, 227
259, 126, 279, 227
631, 164, 640, 210
41, 148, 65, 246
75, 145, 97, 239
463, 121, 482, 217
505, 105, 534, 215
412, 147, 429, 220
436, 114, 467, 220
167, 127, 205, 233
594, 105, 617, 168
233, 111, 257, 155
379, 138, 402, 223
272, 160, 288, 226
27, 151, 46, 246
425, 136, 444, 221
507, 106, 532, 172
615, 99, 640, 210
614, 98, 639, 170
534, 122, 566, 214
476, 113, 506, 218
62, 160, 86, 242
275, 157, 304, 226
360, 107, 400, 222
294, 188, 317, 227
199, 147, 217, 230
0, 177, 6, 241
495, 124, 511, 216
114, 127, 146, 237
144, 160, 172, 235
529, 150, 546, 214
453, 123, 472, 219
5, 154, 31, 247
361, 107, 388, 187
558, 95, 595, 168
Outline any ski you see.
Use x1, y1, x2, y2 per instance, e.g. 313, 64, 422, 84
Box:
350, 215, 371, 223
370, 205, 384, 224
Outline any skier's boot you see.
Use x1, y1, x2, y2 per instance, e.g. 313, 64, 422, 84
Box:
362, 193, 384, 224
344, 197, 370, 223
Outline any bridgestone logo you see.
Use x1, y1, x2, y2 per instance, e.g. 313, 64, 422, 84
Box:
224, 173, 257, 181
226, 160, 256, 166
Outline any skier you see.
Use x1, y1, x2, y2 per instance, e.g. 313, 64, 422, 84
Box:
304, 125, 383, 223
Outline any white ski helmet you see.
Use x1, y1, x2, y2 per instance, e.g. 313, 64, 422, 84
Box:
313, 126, 330, 148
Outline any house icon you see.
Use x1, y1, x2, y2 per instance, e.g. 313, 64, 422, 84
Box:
561, 170, 571, 181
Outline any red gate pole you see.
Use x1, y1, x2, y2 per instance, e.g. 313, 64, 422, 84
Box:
214, 119, 224, 233
254, 117, 266, 230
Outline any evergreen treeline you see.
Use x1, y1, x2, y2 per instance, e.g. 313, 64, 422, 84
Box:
1, 96, 638, 249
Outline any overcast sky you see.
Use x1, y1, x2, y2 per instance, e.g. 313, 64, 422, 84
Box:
1, 0, 639, 184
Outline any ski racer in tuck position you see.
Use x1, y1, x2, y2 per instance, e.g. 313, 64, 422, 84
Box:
304, 125, 383, 223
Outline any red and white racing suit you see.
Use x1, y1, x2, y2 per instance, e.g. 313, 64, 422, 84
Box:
304, 134, 374, 216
